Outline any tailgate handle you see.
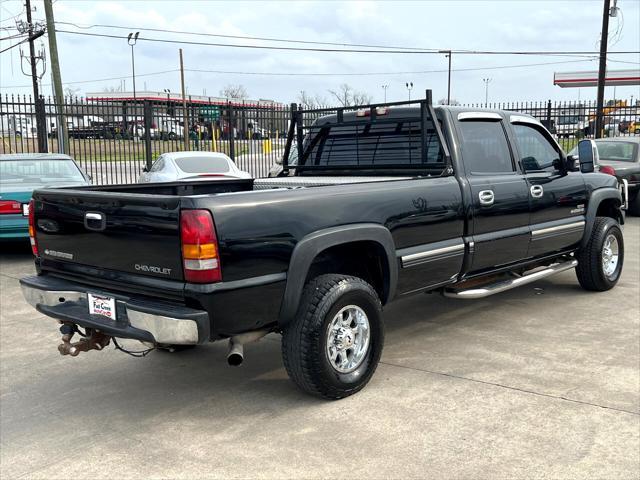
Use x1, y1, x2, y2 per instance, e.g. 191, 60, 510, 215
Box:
84, 212, 106, 231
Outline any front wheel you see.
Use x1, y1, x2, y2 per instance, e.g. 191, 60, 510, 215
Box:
282, 274, 384, 399
575, 217, 624, 291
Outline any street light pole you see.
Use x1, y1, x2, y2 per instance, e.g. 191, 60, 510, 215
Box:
127, 32, 139, 102
381, 84, 389, 103
482, 78, 492, 106
439, 50, 452, 105
405, 82, 413, 102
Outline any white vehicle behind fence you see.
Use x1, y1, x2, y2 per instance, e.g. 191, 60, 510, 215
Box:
138, 151, 251, 183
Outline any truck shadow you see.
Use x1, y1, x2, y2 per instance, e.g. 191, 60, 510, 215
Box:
6, 275, 598, 427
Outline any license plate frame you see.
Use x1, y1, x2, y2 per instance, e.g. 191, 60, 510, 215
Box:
88, 293, 117, 321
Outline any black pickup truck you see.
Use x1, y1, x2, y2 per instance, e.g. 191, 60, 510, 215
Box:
21, 91, 627, 399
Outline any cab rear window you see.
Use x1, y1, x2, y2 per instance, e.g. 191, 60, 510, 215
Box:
303, 121, 443, 167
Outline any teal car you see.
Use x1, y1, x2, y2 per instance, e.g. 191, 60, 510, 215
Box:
0, 154, 90, 240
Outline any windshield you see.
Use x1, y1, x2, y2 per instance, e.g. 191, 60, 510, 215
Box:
596, 142, 637, 162
174, 156, 231, 173
0, 159, 86, 185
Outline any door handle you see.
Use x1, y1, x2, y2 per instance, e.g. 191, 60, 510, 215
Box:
479, 190, 494, 206
530, 185, 544, 198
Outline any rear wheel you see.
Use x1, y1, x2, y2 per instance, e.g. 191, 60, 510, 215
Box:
282, 274, 384, 399
576, 217, 624, 291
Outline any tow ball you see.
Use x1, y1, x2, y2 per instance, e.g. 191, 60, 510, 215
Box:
58, 322, 111, 356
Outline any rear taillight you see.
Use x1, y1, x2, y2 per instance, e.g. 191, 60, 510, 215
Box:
180, 209, 221, 283
0, 200, 22, 215
600, 165, 617, 176
28, 199, 38, 256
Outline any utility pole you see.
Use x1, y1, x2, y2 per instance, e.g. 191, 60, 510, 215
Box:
179, 48, 190, 151
482, 78, 492, 106
25, 0, 47, 152
43, 0, 68, 154
595, 0, 612, 139
25, 0, 39, 101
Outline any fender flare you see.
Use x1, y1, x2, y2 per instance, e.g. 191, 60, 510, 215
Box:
278, 223, 397, 327
581, 187, 623, 248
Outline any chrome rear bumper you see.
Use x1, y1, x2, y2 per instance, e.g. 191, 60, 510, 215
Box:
20, 275, 209, 345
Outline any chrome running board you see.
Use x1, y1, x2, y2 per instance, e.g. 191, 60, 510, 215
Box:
443, 259, 578, 299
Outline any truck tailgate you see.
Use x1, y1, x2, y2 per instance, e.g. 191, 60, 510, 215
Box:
32, 189, 184, 282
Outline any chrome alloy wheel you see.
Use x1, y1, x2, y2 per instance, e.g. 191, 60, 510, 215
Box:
602, 233, 620, 278
326, 305, 370, 373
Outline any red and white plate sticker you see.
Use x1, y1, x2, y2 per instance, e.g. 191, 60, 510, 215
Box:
88, 293, 116, 320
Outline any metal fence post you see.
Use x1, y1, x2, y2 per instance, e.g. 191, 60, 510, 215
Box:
546, 99, 552, 129
35, 97, 48, 153
143, 99, 153, 170
228, 101, 235, 160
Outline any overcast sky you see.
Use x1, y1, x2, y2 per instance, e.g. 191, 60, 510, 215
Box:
1, 0, 639, 104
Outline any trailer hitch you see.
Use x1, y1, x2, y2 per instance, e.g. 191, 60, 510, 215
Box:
58, 322, 111, 356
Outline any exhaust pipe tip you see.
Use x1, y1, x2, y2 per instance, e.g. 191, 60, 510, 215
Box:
227, 341, 244, 366
227, 352, 244, 366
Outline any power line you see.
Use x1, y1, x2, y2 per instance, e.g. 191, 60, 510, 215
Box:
54, 29, 639, 58
54, 20, 436, 52
0, 34, 27, 53
0, 58, 613, 89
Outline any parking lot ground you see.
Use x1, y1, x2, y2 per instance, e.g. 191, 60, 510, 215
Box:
1, 219, 638, 479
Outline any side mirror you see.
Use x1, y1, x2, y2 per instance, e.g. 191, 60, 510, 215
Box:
142, 166, 149, 173
577, 139, 598, 173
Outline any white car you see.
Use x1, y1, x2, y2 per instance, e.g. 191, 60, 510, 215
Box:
138, 152, 251, 183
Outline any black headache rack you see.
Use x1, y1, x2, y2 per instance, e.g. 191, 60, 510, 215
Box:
281, 89, 452, 176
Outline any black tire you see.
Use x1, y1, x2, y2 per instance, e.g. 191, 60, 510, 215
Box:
576, 217, 624, 291
282, 274, 384, 400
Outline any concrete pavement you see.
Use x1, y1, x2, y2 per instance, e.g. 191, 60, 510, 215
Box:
1, 219, 638, 479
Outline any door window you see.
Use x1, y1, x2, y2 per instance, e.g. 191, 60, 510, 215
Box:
513, 124, 561, 173
458, 121, 514, 174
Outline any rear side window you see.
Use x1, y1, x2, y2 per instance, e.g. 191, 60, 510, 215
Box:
512, 124, 561, 173
175, 156, 230, 173
458, 120, 514, 174
304, 121, 443, 167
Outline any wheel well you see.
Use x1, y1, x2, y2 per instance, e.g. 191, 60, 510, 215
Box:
596, 198, 622, 223
304, 241, 390, 303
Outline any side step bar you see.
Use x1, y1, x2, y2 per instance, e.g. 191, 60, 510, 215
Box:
443, 259, 578, 299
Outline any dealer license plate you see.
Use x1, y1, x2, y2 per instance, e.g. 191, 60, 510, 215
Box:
88, 293, 117, 321
22, 203, 29, 216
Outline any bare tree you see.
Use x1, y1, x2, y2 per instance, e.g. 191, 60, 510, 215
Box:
220, 84, 248, 100
437, 98, 460, 106
297, 90, 331, 109
64, 87, 81, 98
327, 83, 372, 107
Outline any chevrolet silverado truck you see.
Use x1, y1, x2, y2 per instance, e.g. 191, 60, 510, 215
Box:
20, 91, 627, 399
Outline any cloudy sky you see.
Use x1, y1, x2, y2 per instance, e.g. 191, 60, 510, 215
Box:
1, 0, 638, 104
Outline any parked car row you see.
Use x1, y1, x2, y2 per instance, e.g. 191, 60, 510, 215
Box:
3, 134, 638, 242
0, 151, 250, 241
